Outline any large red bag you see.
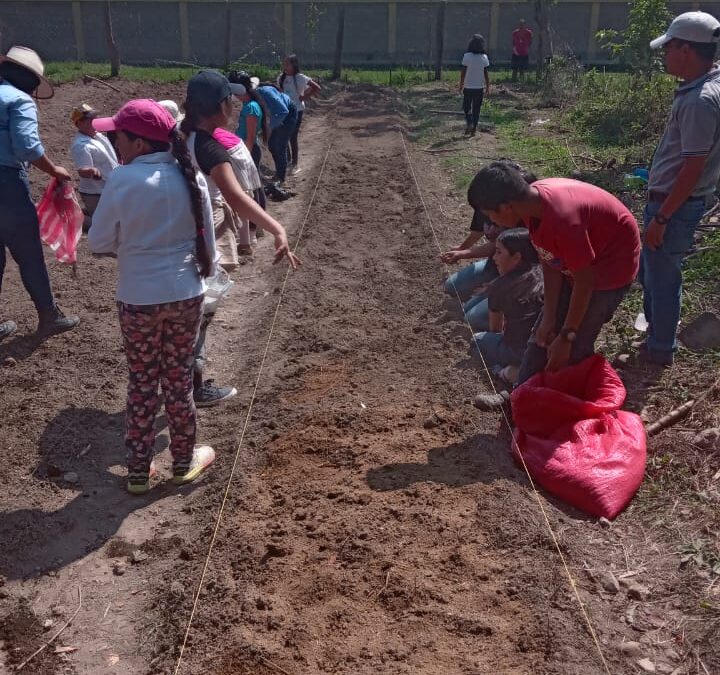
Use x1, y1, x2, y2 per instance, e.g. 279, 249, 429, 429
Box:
511, 355, 646, 519
37, 178, 83, 265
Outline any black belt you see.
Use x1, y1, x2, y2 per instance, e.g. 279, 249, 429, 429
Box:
648, 190, 704, 203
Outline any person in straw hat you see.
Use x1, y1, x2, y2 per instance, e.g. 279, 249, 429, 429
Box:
0, 46, 80, 339
69, 102, 118, 230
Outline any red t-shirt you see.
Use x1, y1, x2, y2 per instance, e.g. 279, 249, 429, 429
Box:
527, 178, 640, 290
512, 28, 533, 56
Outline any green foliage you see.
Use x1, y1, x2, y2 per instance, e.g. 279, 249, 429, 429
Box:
567, 70, 674, 148
596, 0, 671, 77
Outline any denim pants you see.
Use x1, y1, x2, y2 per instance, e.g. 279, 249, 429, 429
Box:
462, 88, 484, 128
640, 198, 706, 354
289, 110, 304, 166
516, 278, 630, 385
268, 106, 298, 182
472, 331, 523, 369
444, 258, 498, 331
0, 166, 55, 312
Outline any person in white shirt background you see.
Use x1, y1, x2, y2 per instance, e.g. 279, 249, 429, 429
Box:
69, 103, 118, 230
277, 54, 321, 174
459, 34, 491, 137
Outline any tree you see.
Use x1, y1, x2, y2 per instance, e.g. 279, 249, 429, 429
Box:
533, 0, 556, 80
104, 1, 120, 77
597, 0, 671, 78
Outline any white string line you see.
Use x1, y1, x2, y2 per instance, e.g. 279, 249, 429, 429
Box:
399, 131, 611, 675
173, 143, 334, 675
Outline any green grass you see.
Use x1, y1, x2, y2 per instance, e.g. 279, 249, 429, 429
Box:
45, 61, 197, 84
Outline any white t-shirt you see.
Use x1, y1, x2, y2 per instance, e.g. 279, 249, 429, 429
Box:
277, 72, 312, 110
461, 52, 490, 90
70, 132, 118, 194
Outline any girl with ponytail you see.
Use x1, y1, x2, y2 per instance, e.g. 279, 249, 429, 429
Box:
88, 99, 217, 495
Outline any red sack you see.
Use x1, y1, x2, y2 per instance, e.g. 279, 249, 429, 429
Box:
511, 355, 646, 519
37, 179, 84, 264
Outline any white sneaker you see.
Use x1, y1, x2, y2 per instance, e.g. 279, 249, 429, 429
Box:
290, 165, 301, 176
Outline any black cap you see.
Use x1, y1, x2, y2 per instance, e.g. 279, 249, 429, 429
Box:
186, 70, 231, 106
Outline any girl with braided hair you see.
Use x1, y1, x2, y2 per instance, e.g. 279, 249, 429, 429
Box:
88, 99, 217, 495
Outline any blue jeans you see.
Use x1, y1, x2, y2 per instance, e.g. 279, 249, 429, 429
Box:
640, 198, 706, 354
472, 331, 523, 369
268, 106, 298, 182
0, 166, 55, 312
517, 278, 630, 386
444, 258, 498, 332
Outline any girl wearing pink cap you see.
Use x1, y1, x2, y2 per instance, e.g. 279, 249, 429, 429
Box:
88, 99, 217, 494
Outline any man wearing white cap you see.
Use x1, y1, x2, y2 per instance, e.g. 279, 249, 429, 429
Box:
0, 46, 79, 339
641, 12, 720, 366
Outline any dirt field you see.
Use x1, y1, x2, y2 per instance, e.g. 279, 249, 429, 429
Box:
0, 80, 712, 675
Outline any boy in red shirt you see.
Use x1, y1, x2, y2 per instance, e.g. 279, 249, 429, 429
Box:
511, 20, 533, 83
467, 162, 641, 409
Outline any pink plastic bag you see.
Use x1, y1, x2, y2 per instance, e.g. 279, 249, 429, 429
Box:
511, 355, 647, 519
37, 179, 84, 264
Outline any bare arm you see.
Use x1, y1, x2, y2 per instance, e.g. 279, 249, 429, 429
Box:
459, 66, 467, 91
211, 162, 300, 268
484, 67, 490, 93
304, 79, 321, 98
488, 310, 504, 333
243, 116, 258, 152
646, 156, 706, 250
32, 155, 71, 181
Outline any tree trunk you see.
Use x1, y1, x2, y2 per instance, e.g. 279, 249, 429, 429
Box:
332, 7, 345, 80
224, 3, 232, 69
534, 0, 553, 80
104, 1, 120, 77
434, 2, 446, 81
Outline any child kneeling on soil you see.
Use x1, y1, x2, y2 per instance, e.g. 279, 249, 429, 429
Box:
468, 162, 641, 410
88, 99, 217, 494
441, 160, 537, 331
471, 228, 543, 386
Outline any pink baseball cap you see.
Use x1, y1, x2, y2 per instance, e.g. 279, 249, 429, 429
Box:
92, 99, 176, 142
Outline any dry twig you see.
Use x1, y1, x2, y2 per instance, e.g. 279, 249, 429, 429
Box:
83, 75, 122, 93
259, 655, 291, 675
16, 587, 82, 671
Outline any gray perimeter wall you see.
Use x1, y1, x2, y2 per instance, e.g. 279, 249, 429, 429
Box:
1, 0, 720, 67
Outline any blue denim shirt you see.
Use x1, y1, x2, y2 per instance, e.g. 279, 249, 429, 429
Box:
257, 86, 293, 130
0, 81, 45, 169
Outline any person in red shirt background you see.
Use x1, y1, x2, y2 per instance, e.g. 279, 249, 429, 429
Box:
467, 162, 641, 410
512, 19, 533, 83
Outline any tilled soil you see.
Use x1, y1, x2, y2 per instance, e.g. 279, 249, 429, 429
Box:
0, 80, 671, 675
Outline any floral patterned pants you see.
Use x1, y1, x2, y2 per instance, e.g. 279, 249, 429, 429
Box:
118, 296, 203, 474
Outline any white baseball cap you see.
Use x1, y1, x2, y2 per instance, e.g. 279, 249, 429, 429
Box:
650, 11, 720, 49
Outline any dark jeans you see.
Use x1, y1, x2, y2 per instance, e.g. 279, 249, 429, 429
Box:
289, 110, 304, 166
268, 105, 298, 182
0, 166, 55, 312
462, 88, 484, 128
516, 278, 630, 386
249, 142, 266, 226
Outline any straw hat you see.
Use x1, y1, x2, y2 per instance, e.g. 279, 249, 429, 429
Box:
0, 46, 53, 99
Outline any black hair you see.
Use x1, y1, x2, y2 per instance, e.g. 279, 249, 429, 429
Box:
179, 93, 226, 137
0, 62, 40, 95
675, 38, 718, 61
279, 53, 300, 93
123, 128, 212, 278
467, 160, 536, 212
467, 34, 487, 55
496, 227, 538, 265
227, 70, 271, 143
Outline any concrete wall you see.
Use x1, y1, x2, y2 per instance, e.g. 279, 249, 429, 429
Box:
0, 0, 718, 67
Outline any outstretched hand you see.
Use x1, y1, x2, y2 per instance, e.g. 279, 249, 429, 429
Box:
273, 234, 302, 270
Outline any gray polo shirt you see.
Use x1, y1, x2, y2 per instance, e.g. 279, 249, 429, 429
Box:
649, 67, 720, 198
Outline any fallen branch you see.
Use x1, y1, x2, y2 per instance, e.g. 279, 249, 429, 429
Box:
565, 139, 581, 172
16, 587, 82, 671
258, 656, 291, 675
646, 378, 720, 437
83, 75, 122, 93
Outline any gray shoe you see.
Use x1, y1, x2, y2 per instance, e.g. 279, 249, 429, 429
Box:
0, 320, 17, 340
473, 390, 511, 411
37, 305, 80, 336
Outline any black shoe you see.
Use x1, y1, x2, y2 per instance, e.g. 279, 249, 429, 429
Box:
473, 390, 510, 411
194, 379, 237, 408
37, 305, 80, 336
0, 320, 17, 340
638, 346, 674, 367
